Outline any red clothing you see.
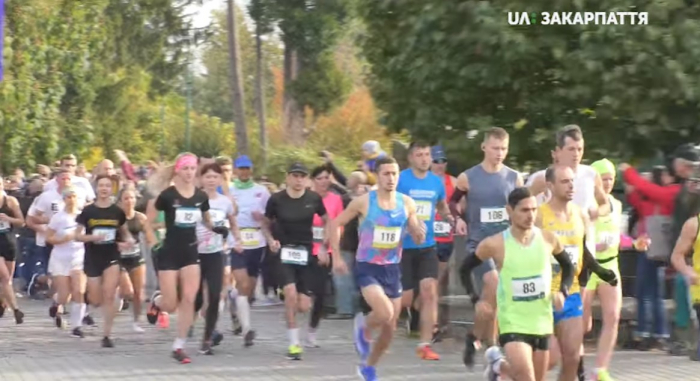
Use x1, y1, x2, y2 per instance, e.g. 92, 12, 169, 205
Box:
623, 167, 679, 234
312, 191, 344, 255
435, 174, 454, 243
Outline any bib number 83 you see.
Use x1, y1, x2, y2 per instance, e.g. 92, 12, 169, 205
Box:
522, 282, 537, 294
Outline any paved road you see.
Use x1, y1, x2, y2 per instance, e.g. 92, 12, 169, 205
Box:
0, 299, 696, 380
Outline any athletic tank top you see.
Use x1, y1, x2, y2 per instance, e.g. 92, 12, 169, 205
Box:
689, 216, 700, 304
120, 214, 142, 257
464, 164, 519, 251
435, 174, 454, 243
496, 227, 553, 336
594, 195, 622, 261
0, 196, 16, 249
572, 165, 598, 211
539, 203, 585, 294
356, 191, 407, 265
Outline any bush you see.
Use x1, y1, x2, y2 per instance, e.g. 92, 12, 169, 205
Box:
264, 145, 358, 185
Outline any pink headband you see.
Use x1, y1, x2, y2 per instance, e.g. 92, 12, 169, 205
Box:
175, 154, 197, 172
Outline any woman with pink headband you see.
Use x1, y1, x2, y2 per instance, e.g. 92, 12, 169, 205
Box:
145, 152, 229, 364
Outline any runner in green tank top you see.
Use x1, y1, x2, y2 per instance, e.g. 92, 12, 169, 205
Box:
462, 187, 575, 381
583, 159, 624, 381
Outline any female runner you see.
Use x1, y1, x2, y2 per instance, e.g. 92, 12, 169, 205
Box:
0, 178, 25, 323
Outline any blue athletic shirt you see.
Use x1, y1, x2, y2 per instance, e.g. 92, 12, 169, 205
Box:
396, 169, 446, 249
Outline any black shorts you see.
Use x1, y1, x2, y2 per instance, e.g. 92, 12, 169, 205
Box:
499, 333, 550, 351
120, 255, 145, 272
436, 242, 453, 263
275, 249, 326, 296
0, 241, 17, 262
84, 254, 120, 278
156, 243, 199, 271
400, 246, 439, 291
230, 247, 265, 278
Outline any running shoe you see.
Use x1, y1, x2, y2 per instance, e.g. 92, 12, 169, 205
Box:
231, 315, 242, 335
463, 332, 480, 369
14, 309, 24, 325
0, 302, 5, 318
146, 290, 162, 325
157, 312, 170, 328
101, 336, 114, 348
212, 330, 224, 347
71, 327, 84, 338
49, 303, 58, 318
27, 273, 39, 297
83, 314, 96, 327
199, 342, 213, 355
357, 364, 378, 381
592, 369, 614, 381
304, 330, 319, 348
132, 322, 145, 333
483, 346, 503, 381
55, 314, 64, 329
244, 330, 256, 347
416, 344, 440, 360
286, 344, 303, 360
353, 313, 370, 364
172, 349, 191, 364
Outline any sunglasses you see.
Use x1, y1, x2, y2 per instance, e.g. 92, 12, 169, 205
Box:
433, 159, 447, 164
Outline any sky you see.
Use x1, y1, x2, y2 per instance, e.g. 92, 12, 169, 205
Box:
190, 0, 250, 29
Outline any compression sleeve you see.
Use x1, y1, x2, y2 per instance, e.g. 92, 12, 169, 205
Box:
459, 254, 482, 298
449, 187, 467, 218
582, 235, 618, 286
553, 250, 574, 296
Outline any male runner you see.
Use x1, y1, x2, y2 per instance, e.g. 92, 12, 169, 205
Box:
462, 187, 573, 381
43, 154, 96, 202
536, 166, 617, 381
397, 141, 453, 360
430, 145, 457, 301
451, 127, 523, 367
329, 156, 425, 381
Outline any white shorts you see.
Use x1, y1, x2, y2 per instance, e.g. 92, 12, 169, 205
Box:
48, 253, 84, 277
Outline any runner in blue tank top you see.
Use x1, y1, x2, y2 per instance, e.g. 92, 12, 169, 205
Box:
329, 156, 425, 381
396, 141, 453, 360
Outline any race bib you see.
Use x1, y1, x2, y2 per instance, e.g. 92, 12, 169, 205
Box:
280, 246, 309, 266
241, 228, 262, 248
597, 232, 619, 247
121, 244, 141, 257
434, 221, 451, 237
0, 220, 10, 232
563, 245, 580, 267
415, 201, 433, 221
93, 227, 116, 244
372, 226, 402, 249
511, 275, 546, 301
480, 207, 507, 224
312, 227, 325, 243
209, 209, 227, 227
174, 207, 201, 227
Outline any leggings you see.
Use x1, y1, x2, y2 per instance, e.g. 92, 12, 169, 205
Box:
194, 253, 224, 342
309, 259, 332, 329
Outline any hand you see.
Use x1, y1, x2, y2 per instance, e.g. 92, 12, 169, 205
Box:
686, 272, 699, 286
93, 233, 107, 242
233, 243, 244, 253
269, 240, 281, 253
633, 235, 651, 251
599, 268, 618, 286
113, 149, 128, 162
212, 226, 229, 239
618, 163, 630, 172
0, 213, 10, 222
332, 258, 348, 275
595, 242, 609, 252
455, 218, 467, 236
251, 211, 264, 222
553, 292, 566, 312
321, 150, 334, 162
318, 250, 330, 266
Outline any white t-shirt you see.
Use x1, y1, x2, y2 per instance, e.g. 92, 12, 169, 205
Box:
196, 194, 235, 254
29, 189, 88, 246
230, 183, 270, 249
43, 176, 95, 202
527, 165, 598, 210
47, 211, 85, 258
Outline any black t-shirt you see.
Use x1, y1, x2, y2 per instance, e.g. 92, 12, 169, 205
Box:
76, 203, 127, 260
265, 190, 326, 247
340, 194, 359, 252
155, 186, 210, 248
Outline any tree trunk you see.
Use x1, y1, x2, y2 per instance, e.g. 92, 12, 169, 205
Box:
283, 41, 305, 146
254, 27, 268, 170
226, 0, 249, 156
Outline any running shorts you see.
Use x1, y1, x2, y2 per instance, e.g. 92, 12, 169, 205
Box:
585, 258, 620, 291
84, 254, 120, 278
121, 256, 146, 272
230, 247, 265, 278
156, 243, 199, 271
48, 254, 84, 277
400, 247, 438, 291
499, 333, 550, 351
355, 262, 402, 299
436, 242, 454, 263
553, 292, 583, 325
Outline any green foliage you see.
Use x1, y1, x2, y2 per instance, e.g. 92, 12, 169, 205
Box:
266, 145, 356, 184
359, 0, 700, 168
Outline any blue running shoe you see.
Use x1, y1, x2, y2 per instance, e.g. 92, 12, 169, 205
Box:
357, 364, 377, 381
353, 313, 370, 363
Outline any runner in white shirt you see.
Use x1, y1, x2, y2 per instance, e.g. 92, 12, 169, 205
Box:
43, 154, 96, 202
228, 155, 271, 346
45, 186, 87, 337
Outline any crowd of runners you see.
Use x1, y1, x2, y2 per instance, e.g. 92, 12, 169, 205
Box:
0, 125, 699, 381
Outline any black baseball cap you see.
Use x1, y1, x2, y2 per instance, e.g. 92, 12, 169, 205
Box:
287, 162, 309, 175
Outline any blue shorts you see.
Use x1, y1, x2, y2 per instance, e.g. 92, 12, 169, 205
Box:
355, 262, 402, 299
553, 292, 583, 325
230, 247, 265, 278
436, 242, 454, 263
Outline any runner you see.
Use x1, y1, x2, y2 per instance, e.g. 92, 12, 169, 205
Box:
118, 187, 157, 333
195, 163, 242, 354
535, 166, 617, 381
0, 177, 25, 324
451, 127, 522, 367
328, 156, 425, 380
45, 186, 86, 335
262, 162, 329, 360
397, 141, 453, 361
146, 153, 229, 363
430, 145, 457, 339
462, 187, 573, 381
306, 164, 344, 347
581, 159, 625, 381
43, 154, 96, 202
229, 155, 270, 346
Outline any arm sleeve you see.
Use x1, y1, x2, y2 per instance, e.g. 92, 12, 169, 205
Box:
449, 187, 466, 218
459, 254, 483, 297
552, 250, 574, 295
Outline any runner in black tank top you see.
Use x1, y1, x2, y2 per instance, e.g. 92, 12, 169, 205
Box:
0, 182, 26, 323
118, 188, 156, 333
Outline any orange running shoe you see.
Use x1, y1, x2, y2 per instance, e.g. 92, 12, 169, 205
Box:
158, 312, 170, 329
417, 345, 440, 361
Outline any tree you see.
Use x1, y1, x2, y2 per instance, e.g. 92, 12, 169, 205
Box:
249, 0, 275, 169
359, 1, 700, 168
226, 0, 249, 156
